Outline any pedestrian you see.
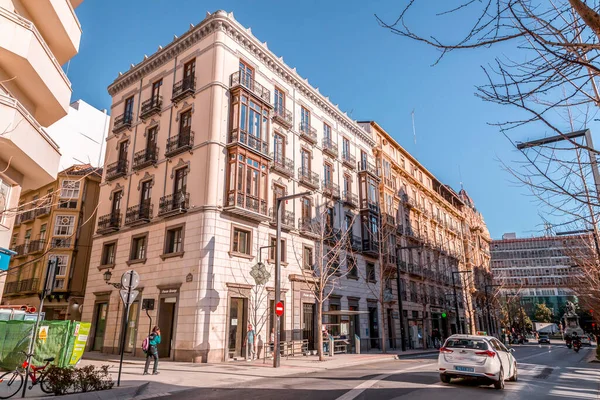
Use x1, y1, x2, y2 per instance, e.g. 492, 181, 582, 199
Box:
323, 328, 331, 355
247, 324, 256, 361
143, 326, 161, 375
269, 328, 275, 359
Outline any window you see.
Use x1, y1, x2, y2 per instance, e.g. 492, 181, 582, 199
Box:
234, 94, 269, 145
273, 133, 285, 161
347, 255, 357, 277
303, 246, 313, 269
343, 174, 351, 194
184, 59, 196, 80
323, 123, 331, 140
173, 167, 188, 195
324, 163, 333, 185
52, 254, 69, 289
300, 107, 310, 131
165, 226, 184, 254
140, 180, 152, 205
226, 152, 268, 212
130, 235, 147, 261
124, 96, 134, 119
151, 79, 162, 99
11, 234, 17, 248
300, 149, 311, 173
179, 109, 192, 135
232, 227, 251, 255
146, 126, 158, 149
301, 196, 312, 219
367, 262, 376, 282
269, 237, 286, 263
101, 242, 116, 265
24, 229, 31, 245
112, 191, 123, 214
39, 224, 47, 241
274, 87, 285, 113
54, 215, 75, 236
60, 180, 81, 199
342, 137, 350, 158
239, 60, 253, 85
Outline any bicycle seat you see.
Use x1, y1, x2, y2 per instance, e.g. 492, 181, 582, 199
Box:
43, 357, 55, 362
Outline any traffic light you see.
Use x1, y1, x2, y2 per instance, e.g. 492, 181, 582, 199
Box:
442, 312, 447, 318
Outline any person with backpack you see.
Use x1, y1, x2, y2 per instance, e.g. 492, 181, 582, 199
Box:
143, 326, 161, 375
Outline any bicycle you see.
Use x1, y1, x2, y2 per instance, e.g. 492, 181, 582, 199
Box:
0, 352, 54, 399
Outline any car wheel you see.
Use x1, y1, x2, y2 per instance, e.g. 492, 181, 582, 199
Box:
494, 368, 505, 390
508, 363, 518, 382
440, 374, 451, 384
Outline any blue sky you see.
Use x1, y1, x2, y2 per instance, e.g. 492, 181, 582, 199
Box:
67, 0, 569, 239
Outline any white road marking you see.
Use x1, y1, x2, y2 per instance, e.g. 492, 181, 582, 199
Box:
334, 362, 435, 400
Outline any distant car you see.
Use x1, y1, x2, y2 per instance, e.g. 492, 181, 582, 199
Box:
438, 334, 518, 390
581, 335, 591, 346
538, 335, 550, 344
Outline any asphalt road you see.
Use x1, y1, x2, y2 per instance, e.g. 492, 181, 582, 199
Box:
159, 344, 600, 400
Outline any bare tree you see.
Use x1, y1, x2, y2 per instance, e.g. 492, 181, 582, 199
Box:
292, 196, 357, 361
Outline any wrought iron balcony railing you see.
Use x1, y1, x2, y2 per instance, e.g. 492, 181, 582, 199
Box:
358, 160, 379, 177
172, 76, 196, 102
298, 122, 317, 144
140, 96, 162, 119
113, 111, 133, 133
158, 191, 189, 216
133, 146, 159, 170
165, 127, 193, 157
125, 201, 153, 225
230, 71, 271, 103
322, 138, 338, 158
229, 131, 269, 157
106, 159, 128, 181
342, 151, 356, 169
97, 212, 122, 233
269, 208, 295, 228
270, 153, 294, 177
322, 180, 340, 198
272, 106, 293, 128
298, 168, 319, 189
342, 191, 358, 208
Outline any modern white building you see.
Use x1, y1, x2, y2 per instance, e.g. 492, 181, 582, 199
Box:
0, 0, 84, 301
46, 99, 110, 169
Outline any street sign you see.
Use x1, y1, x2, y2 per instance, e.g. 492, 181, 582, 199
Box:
121, 270, 140, 289
275, 301, 284, 317
120, 289, 139, 307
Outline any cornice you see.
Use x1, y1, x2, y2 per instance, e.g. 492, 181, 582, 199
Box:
107, 10, 375, 148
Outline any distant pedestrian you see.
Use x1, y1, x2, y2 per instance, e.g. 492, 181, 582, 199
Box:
143, 326, 161, 375
247, 324, 256, 361
270, 328, 275, 359
323, 328, 331, 354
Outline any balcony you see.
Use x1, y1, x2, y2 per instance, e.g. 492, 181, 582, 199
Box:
298, 217, 319, 238
125, 202, 153, 226
342, 191, 358, 208
12, 240, 45, 257
298, 122, 317, 144
20, 210, 35, 223
113, 112, 133, 134
383, 213, 395, 227
230, 71, 271, 104
322, 180, 340, 199
97, 212, 121, 234
272, 107, 293, 129
51, 237, 71, 249
346, 234, 362, 251
158, 191, 189, 217
270, 154, 294, 177
401, 194, 417, 208
396, 224, 404, 235
397, 260, 408, 273
229, 131, 269, 158
140, 96, 162, 120
407, 262, 421, 276
342, 152, 356, 169
361, 236, 379, 256
105, 159, 128, 181
132, 146, 159, 170
358, 160, 379, 179
322, 138, 338, 158
360, 198, 380, 214
298, 168, 320, 189
172, 76, 196, 103
35, 205, 51, 218
225, 192, 269, 221
165, 128, 194, 157
269, 208, 295, 229
4, 278, 39, 295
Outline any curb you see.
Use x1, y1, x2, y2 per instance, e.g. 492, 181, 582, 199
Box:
29, 384, 148, 400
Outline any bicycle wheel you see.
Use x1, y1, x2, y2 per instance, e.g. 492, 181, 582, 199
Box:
39, 376, 53, 395
0, 371, 23, 399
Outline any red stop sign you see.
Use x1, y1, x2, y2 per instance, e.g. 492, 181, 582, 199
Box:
275, 301, 284, 317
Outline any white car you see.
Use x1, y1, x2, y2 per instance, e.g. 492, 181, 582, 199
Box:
438, 334, 518, 390
580, 335, 591, 346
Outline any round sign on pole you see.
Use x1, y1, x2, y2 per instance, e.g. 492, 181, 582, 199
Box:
121, 270, 140, 289
275, 301, 284, 317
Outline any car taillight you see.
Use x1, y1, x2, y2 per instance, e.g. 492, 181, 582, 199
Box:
475, 350, 496, 358
439, 347, 453, 353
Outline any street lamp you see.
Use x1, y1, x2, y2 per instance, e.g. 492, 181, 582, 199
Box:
452, 270, 472, 334
395, 245, 423, 351
103, 269, 122, 289
273, 191, 312, 368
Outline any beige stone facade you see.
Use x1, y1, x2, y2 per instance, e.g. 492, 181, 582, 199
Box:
0, 0, 83, 301
1, 165, 101, 320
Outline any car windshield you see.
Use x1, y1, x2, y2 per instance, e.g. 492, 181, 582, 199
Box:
444, 339, 489, 350
540, 335, 549, 339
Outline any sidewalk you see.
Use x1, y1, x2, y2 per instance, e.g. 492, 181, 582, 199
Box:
32, 348, 438, 399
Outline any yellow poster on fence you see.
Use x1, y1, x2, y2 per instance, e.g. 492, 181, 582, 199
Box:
38, 326, 48, 342
69, 323, 90, 365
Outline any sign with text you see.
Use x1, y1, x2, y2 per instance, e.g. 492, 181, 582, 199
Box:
69, 323, 90, 365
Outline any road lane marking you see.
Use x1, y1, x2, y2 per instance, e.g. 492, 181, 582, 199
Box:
334, 362, 435, 400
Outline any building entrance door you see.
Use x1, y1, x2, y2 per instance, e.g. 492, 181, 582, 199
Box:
125, 301, 140, 353
228, 297, 248, 359
368, 305, 379, 349
387, 309, 395, 349
348, 306, 360, 353
158, 297, 177, 358
302, 303, 315, 350
92, 302, 108, 351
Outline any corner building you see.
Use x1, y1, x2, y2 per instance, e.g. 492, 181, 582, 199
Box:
82, 11, 385, 362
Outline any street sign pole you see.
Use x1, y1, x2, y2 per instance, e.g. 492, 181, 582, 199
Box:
117, 270, 139, 387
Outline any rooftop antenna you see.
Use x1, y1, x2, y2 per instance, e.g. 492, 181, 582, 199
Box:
544, 222, 553, 237
411, 109, 417, 145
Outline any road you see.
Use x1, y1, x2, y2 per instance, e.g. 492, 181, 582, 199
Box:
157, 343, 600, 400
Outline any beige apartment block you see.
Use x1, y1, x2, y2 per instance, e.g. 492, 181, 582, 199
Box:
82, 11, 389, 363
1, 165, 101, 320
0, 0, 83, 300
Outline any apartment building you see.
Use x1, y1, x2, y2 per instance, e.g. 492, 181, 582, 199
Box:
491, 233, 583, 317
0, 0, 83, 299
81, 11, 387, 363
360, 121, 481, 348
1, 165, 101, 320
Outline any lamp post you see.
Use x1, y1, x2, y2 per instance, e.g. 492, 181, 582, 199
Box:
395, 245, 423, 351
273, 191, 312, 368
103, 269, 122, 289
452, 270, 472, 334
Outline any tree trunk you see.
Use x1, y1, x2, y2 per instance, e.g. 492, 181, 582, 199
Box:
317, 300, 324, 361
569, 0, 600, 40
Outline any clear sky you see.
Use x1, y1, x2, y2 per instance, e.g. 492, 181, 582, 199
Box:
66, 0, 575, 239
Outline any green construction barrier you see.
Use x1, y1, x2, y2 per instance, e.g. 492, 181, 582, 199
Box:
0, 320, 90, 370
